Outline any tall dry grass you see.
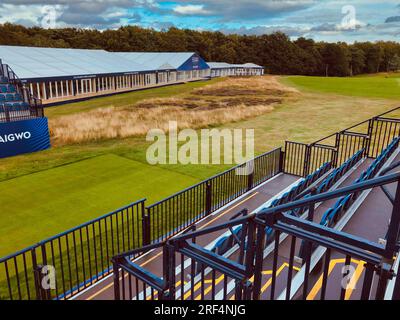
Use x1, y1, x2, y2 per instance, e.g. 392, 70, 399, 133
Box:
192, 76, 300, 96
50, 104, 275, 145
50, 76, 298, 145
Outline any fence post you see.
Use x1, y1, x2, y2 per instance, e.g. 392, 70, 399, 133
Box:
31, 247, 41, 300
4, 106, 10, 122
252, 222, 266, 300
163, 243, 176, 300
303, 144, 312, 177
393, 268, 400, 300
142, 202, 151, 246
333, 133, 341, 167
247, 168, 254, 192
112, 259, 121, 300
33, 265, 51, 301
279, 148, 285, 173
375, 260, 393, 300
206, 181, 212, 215
385, 178, 400, 258
302, 188, 316, 299
366, 118, 375, 157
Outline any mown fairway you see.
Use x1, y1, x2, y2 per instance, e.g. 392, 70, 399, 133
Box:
0, 154, 200, 257
1, 74, 399, 257
284, 74, 400, 99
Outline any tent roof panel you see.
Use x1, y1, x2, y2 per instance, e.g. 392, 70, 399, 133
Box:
0, 45, 151, 80
115, 52, 202, 70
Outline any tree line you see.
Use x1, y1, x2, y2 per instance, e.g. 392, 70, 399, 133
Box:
1, 23, 400, 77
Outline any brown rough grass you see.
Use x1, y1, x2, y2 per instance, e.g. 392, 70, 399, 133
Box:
192, 76, 300, 96
50, 76, 298, 145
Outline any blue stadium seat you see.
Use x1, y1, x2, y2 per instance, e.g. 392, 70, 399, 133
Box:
340, 194, 352, 211
214, 236, 233, 255
8, 85, 16, 93
265, 227, 275, 245
287, 187, 298, 201
0, 94, 5, 102
5, 94, 14, 101
321, 209, 333, 227
319, 137, 399, 230
0, 85, 7, 93
270, 199, 279, 207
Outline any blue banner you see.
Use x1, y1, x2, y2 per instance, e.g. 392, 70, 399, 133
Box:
0, 118, 51, 159
178, 53, 210, 71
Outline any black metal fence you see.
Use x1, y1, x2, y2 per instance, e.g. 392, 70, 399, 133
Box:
0, 199, 145, 300
113, 172, 400, 301
284, 107, 400, 177
147, 148, 282, 243
0, 103, 44, 123
0, 149, 282, 300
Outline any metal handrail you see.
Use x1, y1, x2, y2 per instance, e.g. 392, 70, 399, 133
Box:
170, 172, 400, 244
312, 105, 400, 145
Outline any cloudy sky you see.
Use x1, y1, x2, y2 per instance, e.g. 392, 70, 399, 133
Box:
1, 0, 400, 42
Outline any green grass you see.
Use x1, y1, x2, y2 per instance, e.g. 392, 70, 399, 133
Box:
1, 74, 400, 258
283, 74, 400, 100
0, 154, 200, 257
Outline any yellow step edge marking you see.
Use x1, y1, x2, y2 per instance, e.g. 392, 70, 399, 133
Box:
307, 258, 365, 300
85, 192, 259, 300
194, 275, 225, 300
345, 261, 366, 300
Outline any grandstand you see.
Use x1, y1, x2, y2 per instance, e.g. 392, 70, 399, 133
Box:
0, 46, 264, 105
1, 106, 400, 301
208, 62, 264, 77
0, 59, 44, 123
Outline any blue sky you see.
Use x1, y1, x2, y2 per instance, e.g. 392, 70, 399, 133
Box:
1, 1, 400, 42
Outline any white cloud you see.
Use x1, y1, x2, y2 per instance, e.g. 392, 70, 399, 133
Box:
173, 4, 210, 15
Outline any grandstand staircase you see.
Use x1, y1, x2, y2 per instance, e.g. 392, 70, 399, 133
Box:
107, 113, 400, 301
0, 59, 43, 123
109, 144, 400, 301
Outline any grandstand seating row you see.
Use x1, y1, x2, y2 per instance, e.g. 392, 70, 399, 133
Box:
207, 149, 367, 259
0, 76, 9, 84
0, 93, 23, 102
0, 75, 32, 115
0, 84, 16, 93
296, 138, 399, 261
0, 102, 30, 112
194, 140, 399, 274
270, 162, 332, 208
320, 137, 400, 228
208, 162, 335, 256
264, 149, 365, 243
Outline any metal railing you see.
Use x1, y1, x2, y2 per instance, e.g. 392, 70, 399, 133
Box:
0, 60, 44, 123
147, 148, 282, 243
0, 199, 145, 300
113, 172, 400, 301
283, 106, 400, 177
0, 149, 282, 300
